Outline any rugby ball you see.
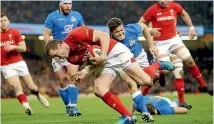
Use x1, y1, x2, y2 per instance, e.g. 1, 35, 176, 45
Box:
88, 45, 101, 58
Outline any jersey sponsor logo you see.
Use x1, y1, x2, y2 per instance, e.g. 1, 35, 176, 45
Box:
157, 12, 162, 16
157, 16, 175, 21
61, 24, 74, 34
0, 40, 14, 47
58, 18, 65, 20
71, 16, 76, 22
129, 39, 135, 46
0, 34, 14, 47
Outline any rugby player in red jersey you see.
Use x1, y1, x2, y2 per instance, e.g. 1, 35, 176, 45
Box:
45, 26, 175, 122
1, 14, 49, 115
139, 0, 213, 109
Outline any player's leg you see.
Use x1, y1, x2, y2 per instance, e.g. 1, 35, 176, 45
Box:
20, 75, 50, 108
94, 70, 136, 124
65, 63, 81, 116
136, 50, 165, 95
16, 61, 49, 108
136, 50, 152, 95
52, 58, 75, 116
170, 36, 212, 95
1, 64, 33, 115
170, 55, 192, 109
120, 71, 154, 122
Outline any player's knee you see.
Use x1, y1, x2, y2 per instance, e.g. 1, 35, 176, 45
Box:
56, 75, 67, 86
174, 47, 191, 62
172, 60, 184, 78
173, 68, 184, 78
183, 57, 195, 67
13, 85, 23, 95
94, 85, 108, 97
125, 80, 138, 93
139, 76, 153, 87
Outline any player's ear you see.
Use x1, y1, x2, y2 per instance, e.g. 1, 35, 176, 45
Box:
57, 44, 62, 49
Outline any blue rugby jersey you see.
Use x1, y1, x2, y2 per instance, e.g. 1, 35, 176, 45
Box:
118, 23, 143, 57
44, 10, 84, 40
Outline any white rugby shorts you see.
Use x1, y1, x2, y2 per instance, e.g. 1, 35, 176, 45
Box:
135, 49, 149, 69
51, 58, 71, 72
101, 42, 136, 76
155, 35, 185, 56
1, 61, 30, 79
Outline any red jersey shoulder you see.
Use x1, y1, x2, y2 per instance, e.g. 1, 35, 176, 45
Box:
143, 3, 159, 21
169, 2, 183, 14
147, 3, 159, 12
69, 26, 94, 42
11, 28, 24, 44
9, 28, 21, 35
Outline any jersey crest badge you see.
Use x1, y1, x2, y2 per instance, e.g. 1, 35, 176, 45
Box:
71, 16, 76, 22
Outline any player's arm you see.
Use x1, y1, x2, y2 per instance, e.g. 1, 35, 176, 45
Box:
72, 65, 96, 83
174, 107, 188, 114
4, 41, 26, 52
180, 9, 196, 39
138, 16, 149, 25
43, 14, 54, 43
180, 10, 194, 29
138, 23, 158, 56
139, 11, 161, 38
15, 41, 27, 52
43, 28, 52, 43
93, 30, 110, 60
138, 23, 153, 48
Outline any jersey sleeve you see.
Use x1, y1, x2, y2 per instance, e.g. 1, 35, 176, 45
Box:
65, 26, 94, 43
44, 14, 54, 30
128, 24, 142, 35
143, 7, 154, 22
174, 2, 183, 15
15, 30, 24, 44
77, 12, 84, 26
159, 105, 175, 115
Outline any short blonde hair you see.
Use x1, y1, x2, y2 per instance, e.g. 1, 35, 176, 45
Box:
45, 39, 63, 56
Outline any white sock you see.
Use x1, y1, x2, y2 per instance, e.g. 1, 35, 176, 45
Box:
131, 91, 141, 99
66, 103, 72, 107
71, 104, 76, 108
22, 102, 31, 109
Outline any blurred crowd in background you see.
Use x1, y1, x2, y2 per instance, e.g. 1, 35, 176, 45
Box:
1, 1, 213, 98
1, 1, 213, 26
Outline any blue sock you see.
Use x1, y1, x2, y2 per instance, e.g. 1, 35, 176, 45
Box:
132, 91, 149, 113
67, 85, 79, 105
58, 87, 71, 106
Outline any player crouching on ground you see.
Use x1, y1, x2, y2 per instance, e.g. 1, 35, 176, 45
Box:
1, 13, 49, 115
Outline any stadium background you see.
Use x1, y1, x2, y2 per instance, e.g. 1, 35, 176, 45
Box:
1, 1, 213, 98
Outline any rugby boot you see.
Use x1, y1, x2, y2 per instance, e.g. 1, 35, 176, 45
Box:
116, 115, 137, 124
142, 112, 154, 122
37, 93, 50, 108
70, 106, 82, 116
25, 108, 34, 116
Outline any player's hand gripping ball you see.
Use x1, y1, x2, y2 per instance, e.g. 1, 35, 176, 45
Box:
88, 45, 107, 65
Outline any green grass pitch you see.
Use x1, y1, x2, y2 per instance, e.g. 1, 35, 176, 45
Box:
1, 93, 213, 124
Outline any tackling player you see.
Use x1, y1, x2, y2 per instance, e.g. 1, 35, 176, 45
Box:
139, 0, 213, 108
43, 0, 84, 116
1, 14, 49, 115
